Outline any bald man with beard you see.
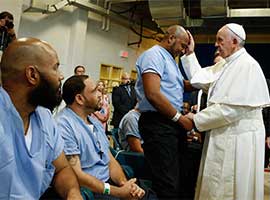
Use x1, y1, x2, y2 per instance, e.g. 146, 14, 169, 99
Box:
0, 38, 82, 199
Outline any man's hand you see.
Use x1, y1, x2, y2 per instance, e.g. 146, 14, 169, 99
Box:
178, 115, 193, 131
185, 30, 195, 55
119, 178, 145, 199
7, 28, 16, 40
7, 28, 15, 35
187, 131, 202, 143
185, 112, 195, 121
130, 183, 145, 199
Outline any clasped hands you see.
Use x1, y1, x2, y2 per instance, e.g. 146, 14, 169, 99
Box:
119, 178, 145, 200
179, 112, 195, 131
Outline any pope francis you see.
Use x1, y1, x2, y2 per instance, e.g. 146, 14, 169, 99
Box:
181, 23, 270, 200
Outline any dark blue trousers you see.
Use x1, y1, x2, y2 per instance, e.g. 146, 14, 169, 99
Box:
139, 112, 188, 199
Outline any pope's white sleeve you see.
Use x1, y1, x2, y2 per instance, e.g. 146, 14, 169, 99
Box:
194, 104, 255, 132
181, 53, 201, 80
181, 53, 211, 91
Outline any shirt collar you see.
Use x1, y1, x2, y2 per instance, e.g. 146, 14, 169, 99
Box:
65, 107, 95, 125
157, 45, 176, 61
0, 87, 22, 119
0, 86, 13, 109
224, 47, 246, 65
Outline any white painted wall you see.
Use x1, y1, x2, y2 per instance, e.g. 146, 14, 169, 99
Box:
18, 8, 75, 77
17, 5, 157, 81
84, 17, 142, 79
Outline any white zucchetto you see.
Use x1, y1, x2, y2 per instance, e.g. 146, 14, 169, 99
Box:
226, 23, 246, 41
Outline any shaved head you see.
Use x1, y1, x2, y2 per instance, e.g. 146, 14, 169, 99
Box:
0, 37, 63, 111
1, 38, 58, 82
164, 25, 188, 41
161, 25, 189, 58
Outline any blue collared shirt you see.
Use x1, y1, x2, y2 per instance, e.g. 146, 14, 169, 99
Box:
0, 87, 64, 200
56, 107, 110, 182
135, 45, 184, 112
118, 109, 143, 151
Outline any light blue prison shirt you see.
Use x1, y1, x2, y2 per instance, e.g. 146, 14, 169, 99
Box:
0, 87, 64, 200
135, 45, 184, 112
118, 109, 143, 151
56, 107, 110, 182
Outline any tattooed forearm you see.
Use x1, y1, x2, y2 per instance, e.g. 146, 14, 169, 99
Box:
66, 155, 78, 166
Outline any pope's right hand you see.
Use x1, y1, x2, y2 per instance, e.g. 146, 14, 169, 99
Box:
185, 30, 195, 55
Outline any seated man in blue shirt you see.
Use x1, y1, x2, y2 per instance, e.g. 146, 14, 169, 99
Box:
0, 38, 82, 199
56, 75, 145, 200
118, 105, 143, 153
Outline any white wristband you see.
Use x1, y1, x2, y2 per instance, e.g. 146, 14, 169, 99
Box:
171, 111, 182, 122
103, 183, 110, 195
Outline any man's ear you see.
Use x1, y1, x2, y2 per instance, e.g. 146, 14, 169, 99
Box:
168, 34, 175, 44
75, 93, 84, 106
233, 38, 238, 45
25, 65, 39, 85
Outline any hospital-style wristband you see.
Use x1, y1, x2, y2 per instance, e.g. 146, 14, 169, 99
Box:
171, 111, 182, 122
103, 183, 110, 195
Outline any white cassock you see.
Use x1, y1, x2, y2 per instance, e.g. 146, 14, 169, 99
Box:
181, 48, 270, 200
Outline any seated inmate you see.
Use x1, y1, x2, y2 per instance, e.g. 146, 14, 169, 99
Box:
0, 38, 82, 199
56, 75, 145, 200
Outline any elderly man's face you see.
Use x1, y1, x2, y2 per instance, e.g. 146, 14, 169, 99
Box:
215, 27, 235, 58
29, 51, 64, 111
121, 74, 130, 85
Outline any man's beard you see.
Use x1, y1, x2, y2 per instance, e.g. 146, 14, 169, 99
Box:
178, 50, 185, 57
171, 42, 185, 57
82, 94, 103, 114
28, 74, 62, 112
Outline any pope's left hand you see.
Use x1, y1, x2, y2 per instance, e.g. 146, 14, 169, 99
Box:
185, 112, 195, 121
